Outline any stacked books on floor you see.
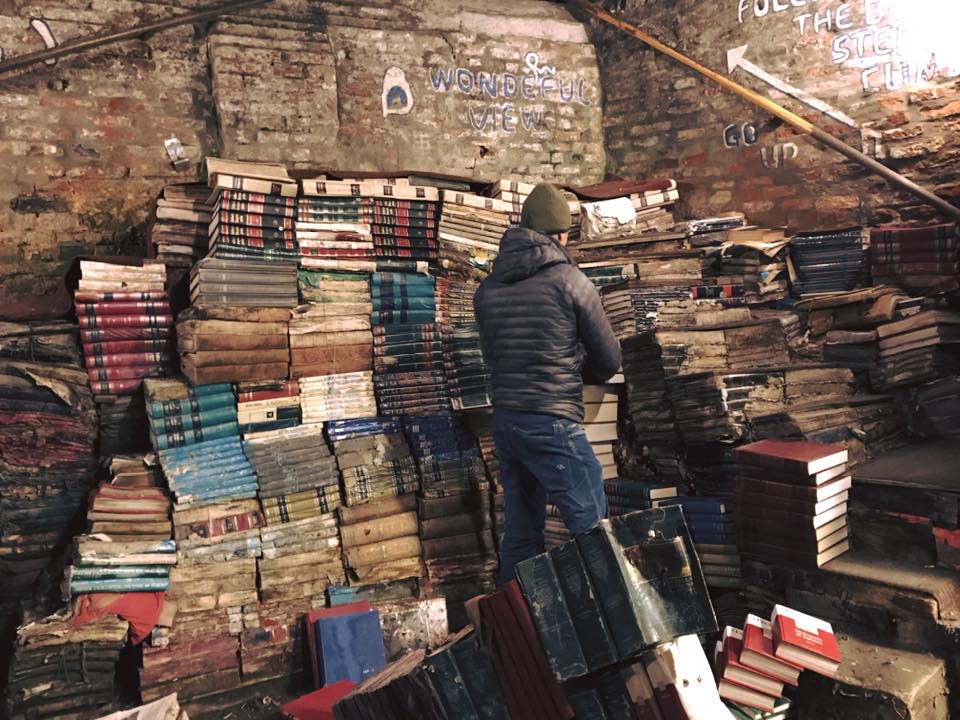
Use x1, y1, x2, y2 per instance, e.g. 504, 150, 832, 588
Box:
868, 309, 960, 390
289, 280, 372, 379
150, 182, 212, 269
245, 423, 342, 522
370, 272, 450, 416
295, 214, 374, 266
5, 610, 127, 720
437, 190, 510, 278
75, 260, 173, 397
711, 226, 791, 304
236, 380, 301, 436
87, 455, 170, 541
662, 496, 743, 590
145, 380, 237, 450
788, 227, 868, 297
0, 348, 98, 635
870, 222, 959, 291
190, 257, 298, 308
577, 182, 678, 244
176, 306, 291, 385
338, 494, 423, 587
735, 440, 851, 568
204, 158, 298, 263
656, 316, 791, 376
600, 281, 692, 339
468, 416, 505, 548
584, 383, 620, 482
435, 277, 492, 409
299, 371, 377, 425
715, 606, 840, 714
685, 214, 747, 247
329, 418, 420, 509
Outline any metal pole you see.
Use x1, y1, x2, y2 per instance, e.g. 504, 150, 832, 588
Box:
566, 0, 960, 222
0, 0, 272, 75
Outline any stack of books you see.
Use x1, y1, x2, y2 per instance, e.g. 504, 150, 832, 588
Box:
370, 272, 450, 416
662, 496, 743, 589
150, 182, 212, 268
735, 439, 851, 567
869, 310, 960, 390
298, 371, 377, 425
600, 280, 692, 339
715, 607, 840, 713
909, 374, 960, 438
298, 268, 369, 303
338, 494, 423, 587
620, 332, 683, 481
328, 418, 420, 508
870, 222, 959, 291
435, 277, 492, 409
721, 226, 791, 304
584, 383, 620, 482
578, 183, 678, 243
544, 502, 572, 549
236, 380, 301, 436
437, 190, 510, 278
469, 416, 505, 548
244, 423, 343, 521
296, 218, 374, 266
288, 285, 373, 380
87, 455, 170, 541
6, 610, 128, 719
204, 158, 298, 263
190, 257, 298, 308
158, 436, 258, 507
144, 380, 238, 450
75, 260, 173, 397
0, 343, 97, 632
685, 214, 747, 247
788, 227, 868, 297
176, 306, 291, 384
655, 317, 791, 377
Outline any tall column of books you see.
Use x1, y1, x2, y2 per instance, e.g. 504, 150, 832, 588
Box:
436, 190, 511, 279
74, 260, 174, 458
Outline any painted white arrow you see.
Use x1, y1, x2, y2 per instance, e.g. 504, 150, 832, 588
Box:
727, 44, 857, 128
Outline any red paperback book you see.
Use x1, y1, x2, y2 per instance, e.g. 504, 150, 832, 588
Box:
771, 605, 841, 676
735, 439, 848, 478
740, 614, 802, 685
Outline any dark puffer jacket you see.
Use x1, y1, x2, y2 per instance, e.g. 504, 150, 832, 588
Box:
474, 226, 622, 423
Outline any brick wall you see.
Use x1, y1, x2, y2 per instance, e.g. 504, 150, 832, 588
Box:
590, 0, 960, 230
0, 0, 604, 309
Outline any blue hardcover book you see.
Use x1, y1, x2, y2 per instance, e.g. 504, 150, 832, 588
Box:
660, 497, 729, 515
686, 518, 737, 535
689, 530, 737, 545
315, 609, 386, 685
148, 391, 236, 420
152, 419, 241, 450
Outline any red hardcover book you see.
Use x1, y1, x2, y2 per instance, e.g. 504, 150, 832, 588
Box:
735, 490, 848, 519
216, 189, 296, 208
740, 613, 803, 685
771, 605, 840, 676
872, 261, 960, 275
75, 301, 172, 316
74, 290, 168, 302
81, 327, 171, 342
85, 339, 171, 355
735, 474, 851, 504
719, 627, 784, 698
236, 381, 299, 403
89, 378, 145, 395
210, 210, 293, 230
87, 364, 168, 382
716, 678, 777, 713
77, 314, 173, 329
735, 440, 848, 478
181, 510, 264, 540
84, 351, 171, 368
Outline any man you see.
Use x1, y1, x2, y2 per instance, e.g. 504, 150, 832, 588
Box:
474, 182, 622, 584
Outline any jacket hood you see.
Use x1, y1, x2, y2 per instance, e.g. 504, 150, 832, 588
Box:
489, 226, 574, 284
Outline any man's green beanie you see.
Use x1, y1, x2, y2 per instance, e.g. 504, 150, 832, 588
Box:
520, 183, 571, 234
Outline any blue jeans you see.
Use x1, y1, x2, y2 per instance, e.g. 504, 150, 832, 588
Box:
492, 409, 608, 585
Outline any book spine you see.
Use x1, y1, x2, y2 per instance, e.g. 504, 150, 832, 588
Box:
516, 552, 589, 681
425, 649, 480, 719
449, 636, 512, 718
89, 378, 144, 395
84, 351, 170, 368
151, 404, 238, 433
550, 542, 619, 671
566, 688, 611, 720
74, 291, 167, 302
78, 314, 173, 329
86, 339, 170, 355
75, 301, 171, 316
81, 327, 171, 342
149, 392, 236, 419
872, 261, 960, 274
87, 364, 167, 382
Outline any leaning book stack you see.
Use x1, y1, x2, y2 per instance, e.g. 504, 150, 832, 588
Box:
437, 190, 510, 278
735, 439, 851, 568
870, 222, 959, 291
190, 257, 298, 308
75, 260, 174, 397
435, 277, 492, 409
288, 289, 373, 379
662, 496, 743, 589
151, 182, 212, 268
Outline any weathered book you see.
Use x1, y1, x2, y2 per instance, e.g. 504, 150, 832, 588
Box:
339, 511, 419, 547
313, 606, 386, 686
770, 604, 840, 676
576, 507, 716, 658
644, 634, 730, 719
550, 541, 618, 672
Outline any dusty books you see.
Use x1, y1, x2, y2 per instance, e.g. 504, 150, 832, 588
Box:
145, 379, 238, 450
236, 379, 301, 436
870, 222, 960, 291
661, 496, 743, 590
329, 418, 420, 510
337, 492, 423, 586
190, 257, 298, 307
75, 260, 174, 397
151, 182, 212, 269
437, 190, 510, 279
735, 440, 851, 567
787, 227, 868, 297
299, 371, 377, 424
158, 436, 258, 508
435, 278, 491, 410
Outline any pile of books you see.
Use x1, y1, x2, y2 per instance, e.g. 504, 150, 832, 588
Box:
600, 280, 692, 339
289, 279, 372, 380
435, 277, 492, 409
584, 383, 620, 482
663, 496, 743, 589
577, 182, 678, 243
6, 610, 127, 719
244, 424, 343, 521
788, 227, 868, 297
75, 260, 173, 397
715, 606, 840, 713
437, 190, 510, 278
655, 317, 791, 377
158, 435, 258, 507
298, 371, 377, 425
720, 226, 791, 304
176, 306, 290, 385
869, 309, 960, 390
685, 214, 747, 247
339, 494, 423, 587
236, 380, 301, 437
370, 273, 450, 416
296, 215, 374, 266
204, 158, 298, 263
469, 417, 505, 548
145, 380, 238, 451
190, 257, 298, 308
735, 440, 851, 568
908, 374, 960, 438
870, 222, 959, 291
150, 182, 212, 268
0, 347, 97, 633
329, 418, 420, 508
87, 455, 170, 542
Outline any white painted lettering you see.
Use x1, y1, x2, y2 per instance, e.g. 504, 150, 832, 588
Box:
501, 103, 517, 133
738, 0, 751, 23
754, 0, 770, 18
794, 12, 812, 33
863, 0, 883, 25
832, 35, 851, 64
874, 25, 896, 55
835, 3, 853, 30
772, 0, 790, 12
813, 10, 833, 33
